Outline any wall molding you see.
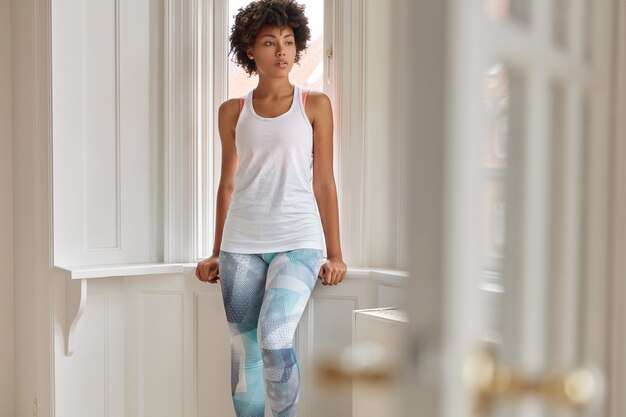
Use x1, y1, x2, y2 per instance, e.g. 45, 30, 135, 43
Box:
164, 0, 198, 263
396, 0, 408, 270
35, 0, 55, 415
334, 0, 366, 266
609, 1, 626, 416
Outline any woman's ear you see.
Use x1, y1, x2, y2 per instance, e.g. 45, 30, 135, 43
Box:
246, 48, 254, 59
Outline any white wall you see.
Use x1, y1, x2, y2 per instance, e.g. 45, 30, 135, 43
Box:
364, 0, 408, 270
0, 0, 14, 415
6, 0, 410, 416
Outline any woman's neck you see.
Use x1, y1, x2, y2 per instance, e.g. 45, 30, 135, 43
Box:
253, 77, 294, 100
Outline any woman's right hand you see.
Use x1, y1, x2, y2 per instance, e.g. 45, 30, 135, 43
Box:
195, 255, 220, 283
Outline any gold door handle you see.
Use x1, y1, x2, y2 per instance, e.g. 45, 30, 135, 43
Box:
463, 345, 605, 416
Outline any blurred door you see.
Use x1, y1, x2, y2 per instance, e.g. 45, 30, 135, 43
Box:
403, 1, 616, 417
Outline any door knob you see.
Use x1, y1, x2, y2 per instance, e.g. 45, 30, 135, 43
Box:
463, 345, 605, 416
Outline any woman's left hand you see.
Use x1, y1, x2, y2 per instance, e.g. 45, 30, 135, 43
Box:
318, 258, 347, 286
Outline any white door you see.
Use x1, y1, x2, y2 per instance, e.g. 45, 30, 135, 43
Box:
401, 1, 616, 417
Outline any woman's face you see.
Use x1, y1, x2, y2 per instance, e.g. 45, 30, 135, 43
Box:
248, 25, 297, 77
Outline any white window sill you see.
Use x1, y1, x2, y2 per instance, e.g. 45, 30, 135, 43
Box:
54, 262, 199, 279
54, 262, 408, 281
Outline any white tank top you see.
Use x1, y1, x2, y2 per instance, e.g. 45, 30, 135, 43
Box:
220, 84, 326, 254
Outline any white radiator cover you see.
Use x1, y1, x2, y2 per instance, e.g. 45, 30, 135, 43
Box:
352, 308, 408, 417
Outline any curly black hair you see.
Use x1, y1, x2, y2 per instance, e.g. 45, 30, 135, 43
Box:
229, 0, 311, 76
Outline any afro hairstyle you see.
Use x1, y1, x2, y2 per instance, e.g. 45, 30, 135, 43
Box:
229, 0, 311, 76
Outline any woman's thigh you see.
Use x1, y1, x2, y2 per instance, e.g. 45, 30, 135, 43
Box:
218, 251, 269, 333
257, 249, 324, 349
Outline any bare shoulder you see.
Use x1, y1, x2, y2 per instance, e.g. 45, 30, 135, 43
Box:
218, 98, 242, 133
306, 91, 332, 109
305, 91, 332, 124
218, 98, 241, 118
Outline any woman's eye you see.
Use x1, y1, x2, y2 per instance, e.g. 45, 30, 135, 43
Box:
264, 41, 274, 46
286, 41, 294, 45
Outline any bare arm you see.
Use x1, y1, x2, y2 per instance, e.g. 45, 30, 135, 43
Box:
309, 92, 343, 262
211, 99, 240, 257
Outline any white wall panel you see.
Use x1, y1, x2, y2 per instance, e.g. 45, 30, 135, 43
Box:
74, 292, 108, 416
196, 291, 234, 417
124, 276, 185, 417
83, 0, 119, 249
363, 0, 406, 269
141, 292, 184, 417
54, 276, 125, 417
52, 0, 164, 266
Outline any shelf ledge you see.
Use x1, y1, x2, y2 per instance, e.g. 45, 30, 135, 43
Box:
54, 262, 199, 280
53, 262, 407, 280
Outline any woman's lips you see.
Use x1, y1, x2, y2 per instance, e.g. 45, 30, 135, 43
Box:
276, 62, 288, 69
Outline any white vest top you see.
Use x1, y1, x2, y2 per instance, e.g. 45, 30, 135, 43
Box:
220, 84, 325, 254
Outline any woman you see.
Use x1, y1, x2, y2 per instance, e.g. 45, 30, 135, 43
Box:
195, 1, 347, 416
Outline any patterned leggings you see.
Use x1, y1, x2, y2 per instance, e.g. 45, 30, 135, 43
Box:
218, 248, 325, 417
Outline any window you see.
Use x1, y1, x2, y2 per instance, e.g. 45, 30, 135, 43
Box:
228, 0, 325, 98
196, 0, 330, 259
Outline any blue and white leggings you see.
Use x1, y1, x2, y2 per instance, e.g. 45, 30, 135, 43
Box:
218, 248, 325, 417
